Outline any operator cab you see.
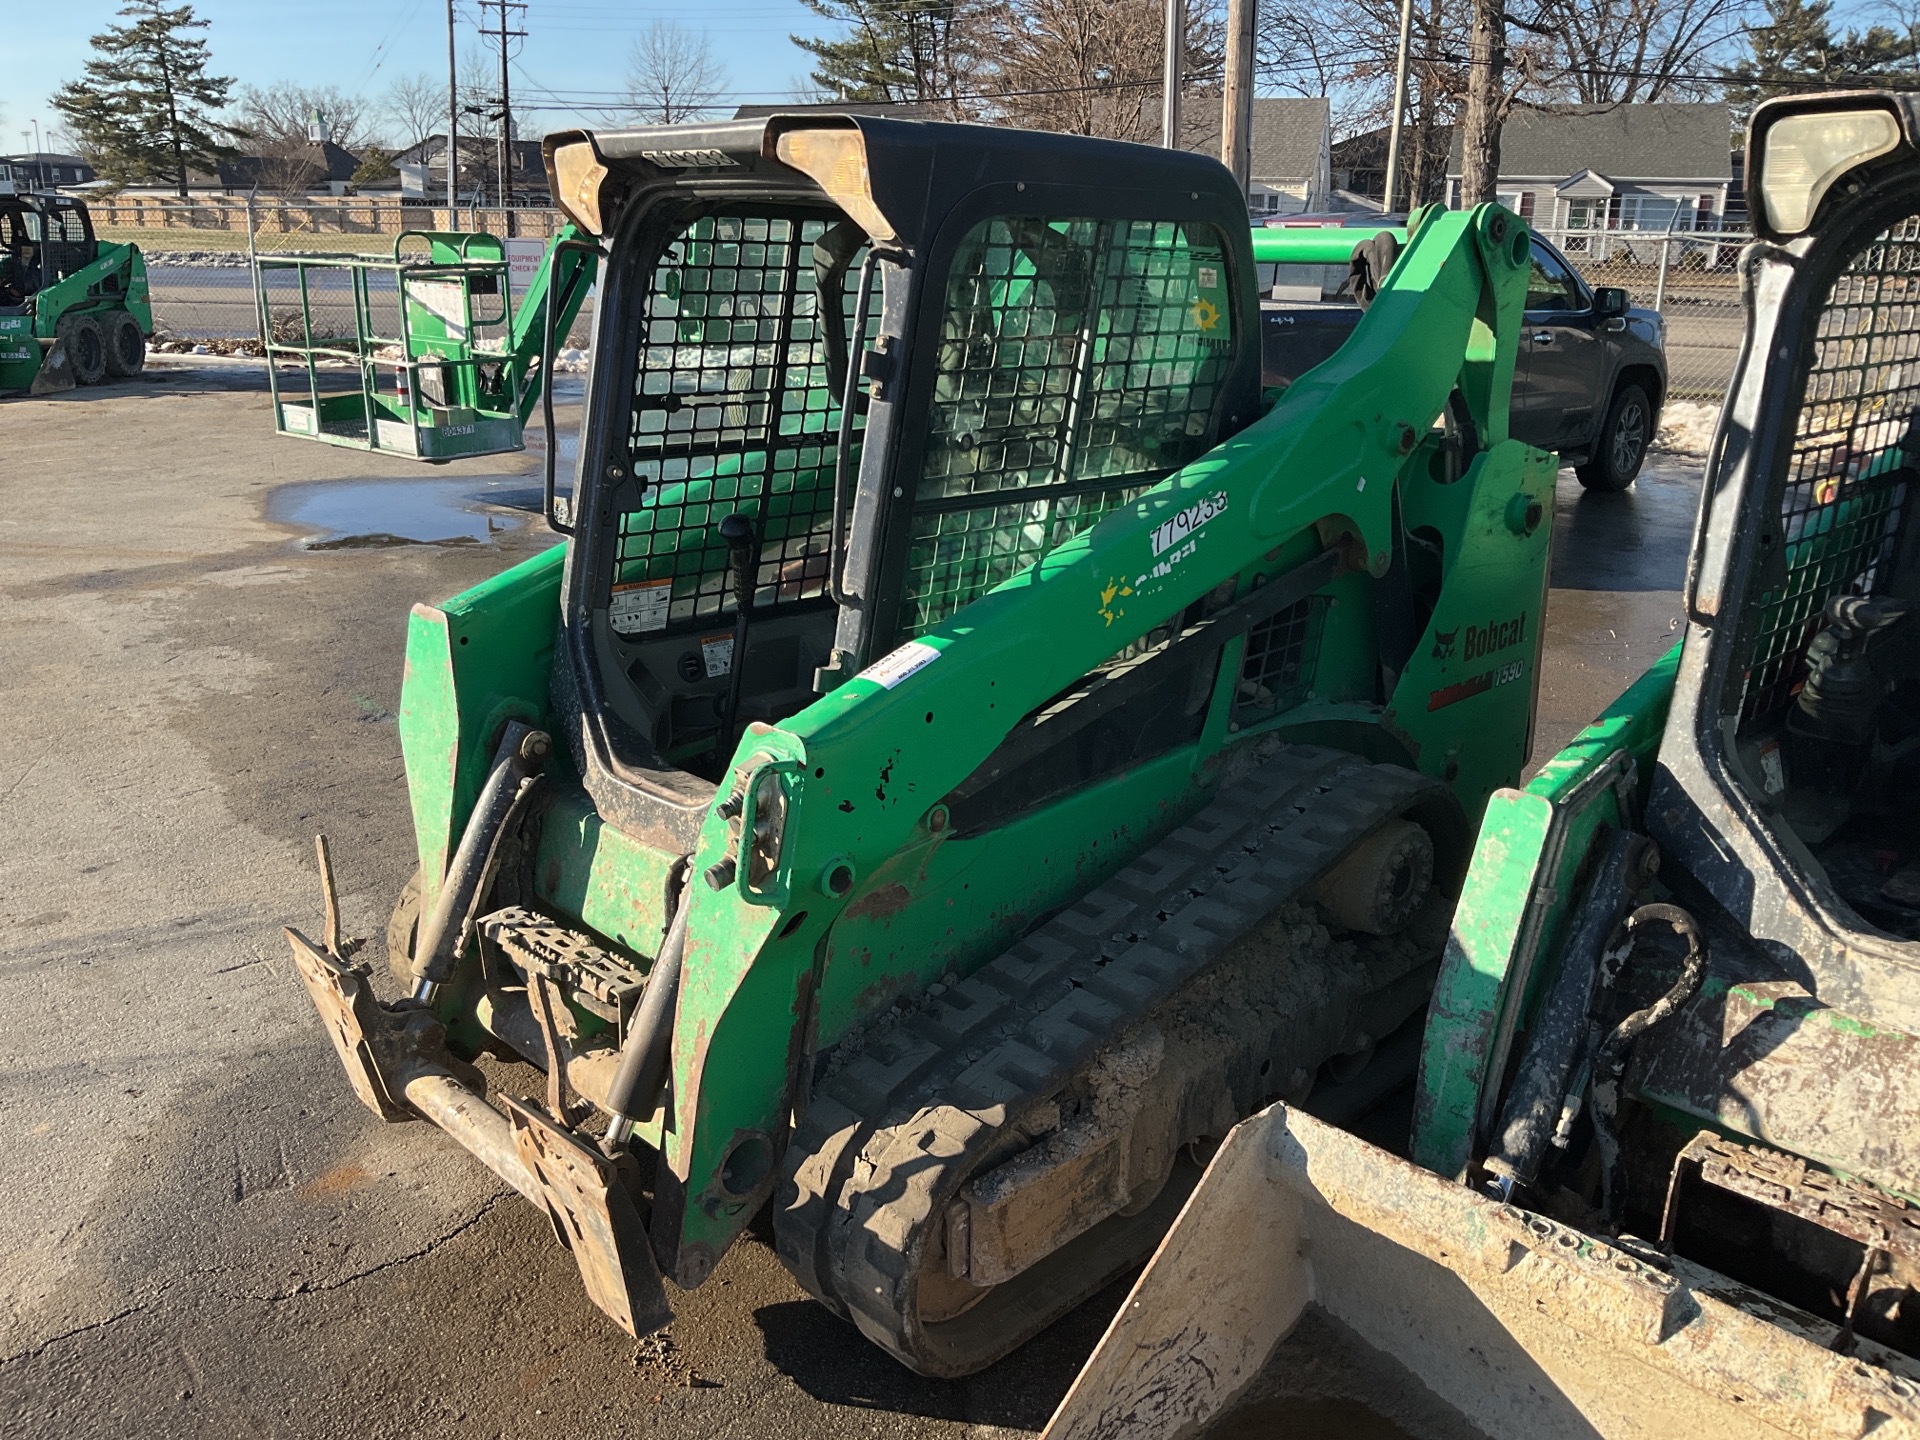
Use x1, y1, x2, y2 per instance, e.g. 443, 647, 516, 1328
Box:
0, 193, 97, 307
1654, 94, 1920, 975
545, 117, 1262, 848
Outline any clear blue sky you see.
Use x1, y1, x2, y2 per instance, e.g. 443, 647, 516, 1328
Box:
4, 0, 829, 155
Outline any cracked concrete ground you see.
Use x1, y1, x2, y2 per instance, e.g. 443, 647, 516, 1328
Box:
0, 361, 1696, 1440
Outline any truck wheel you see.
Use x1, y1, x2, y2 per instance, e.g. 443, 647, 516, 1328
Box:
102, 311, 146, 378
1577, 381, 1651, 492
58, 314, 108, 385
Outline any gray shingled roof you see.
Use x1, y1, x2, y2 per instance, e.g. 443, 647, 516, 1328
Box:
1445, 103, 1733, 181
1182, 97, 1329, 182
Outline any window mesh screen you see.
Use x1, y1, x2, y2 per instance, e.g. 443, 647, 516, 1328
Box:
1740, 216, 1918, 721
1237, 596, 1326, 711
609, 209, 871, 634
899, 216, 1234, 637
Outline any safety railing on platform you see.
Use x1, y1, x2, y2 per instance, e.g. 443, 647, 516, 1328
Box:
86, 197, 591, 352
255, 231, 534, 460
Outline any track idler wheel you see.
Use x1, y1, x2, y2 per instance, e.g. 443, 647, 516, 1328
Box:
1314, 818, 1434, 935
387, 869, 424, 984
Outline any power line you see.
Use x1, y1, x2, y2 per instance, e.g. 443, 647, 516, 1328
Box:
475, 0, 527, 207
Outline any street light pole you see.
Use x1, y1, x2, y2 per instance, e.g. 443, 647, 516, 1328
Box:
446, 0, 459, 220
1162, 0, 1186, 150
1382, 0, 1415, 212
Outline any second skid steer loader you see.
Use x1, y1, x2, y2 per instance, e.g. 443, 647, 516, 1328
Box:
1047, 90, 1920, 1440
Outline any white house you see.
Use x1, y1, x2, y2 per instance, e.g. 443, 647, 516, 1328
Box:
1445, 103, 1735, 257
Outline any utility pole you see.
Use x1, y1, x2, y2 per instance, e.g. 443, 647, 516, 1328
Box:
478, 0, 527, 225
1382, 0, 1414, 212
446, 0, 458, 221
1162, 0, 1186, 150
1460, 0, 1507, 206
1222, 0, 1256, 201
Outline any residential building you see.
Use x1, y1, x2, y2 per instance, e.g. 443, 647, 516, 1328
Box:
1182, 97, 1332, 216
388, 135, 551, 205
1444, 103, 1735, 257
1331, 124, 1453, 207
0, 152, 97, 191
216, 139, 361, 197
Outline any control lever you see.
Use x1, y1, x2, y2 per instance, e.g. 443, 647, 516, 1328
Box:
713, 513, 759, 762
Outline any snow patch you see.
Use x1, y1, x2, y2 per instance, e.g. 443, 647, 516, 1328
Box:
1656, 398, 1720, 456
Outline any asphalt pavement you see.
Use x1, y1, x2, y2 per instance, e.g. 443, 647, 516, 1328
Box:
0, 360, 1698, 1440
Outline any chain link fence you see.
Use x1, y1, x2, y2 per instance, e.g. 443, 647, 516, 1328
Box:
1529, 221, 1751, 404
89, 198, 590, 350
93, 198, 1748, 402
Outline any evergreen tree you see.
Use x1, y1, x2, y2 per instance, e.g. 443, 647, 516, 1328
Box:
1725, 0, 1918, 118
51, 1, 235, 198
792, 0, 974, 111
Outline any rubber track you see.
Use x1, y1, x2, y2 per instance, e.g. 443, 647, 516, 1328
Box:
772, 744, 1447, 1372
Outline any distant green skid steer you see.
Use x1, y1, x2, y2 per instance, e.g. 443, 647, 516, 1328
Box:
0, 191, 152, 395
287, 114, 1553, 1374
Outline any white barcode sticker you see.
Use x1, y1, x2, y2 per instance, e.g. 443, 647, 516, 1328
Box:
609, 578, 671, 634
701, 633, 735, 677
1757, 738, 1786, 796
860, 640, 941, 689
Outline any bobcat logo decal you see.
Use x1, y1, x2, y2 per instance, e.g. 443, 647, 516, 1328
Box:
1430, 628, 1458, 660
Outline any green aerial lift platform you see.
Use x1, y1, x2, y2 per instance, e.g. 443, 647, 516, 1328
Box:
256, 228, 596, 461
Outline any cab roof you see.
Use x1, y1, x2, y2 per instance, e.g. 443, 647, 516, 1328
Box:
544, 113, 1251, 255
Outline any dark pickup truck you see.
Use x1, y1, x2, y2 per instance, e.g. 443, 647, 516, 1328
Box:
1259, 217, 1667, 490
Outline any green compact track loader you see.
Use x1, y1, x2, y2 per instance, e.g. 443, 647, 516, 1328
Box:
1047, 92, 1920, 1440
0, 191, 152, 395
288, 114, 1555, 1374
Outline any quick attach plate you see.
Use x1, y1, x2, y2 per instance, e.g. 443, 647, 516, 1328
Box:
482, 906, 648, 1035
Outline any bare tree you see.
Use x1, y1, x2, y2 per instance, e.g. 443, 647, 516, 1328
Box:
383, 72, 443, 150
977, 0, 1178, 140
1518, 0, 1754, 101
625, 22, 728, 123
233, 82, 374, 153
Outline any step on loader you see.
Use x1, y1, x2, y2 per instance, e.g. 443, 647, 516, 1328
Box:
286, 113, 1555, 1374
0, 190, 152, 395
1046, 91, 1920, 1440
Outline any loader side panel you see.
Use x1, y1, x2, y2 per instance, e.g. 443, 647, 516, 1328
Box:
401, 542, 569, 904
1412, 644, 1682, 1177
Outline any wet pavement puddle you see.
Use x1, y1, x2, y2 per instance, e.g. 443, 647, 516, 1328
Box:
267, 475, 550, 548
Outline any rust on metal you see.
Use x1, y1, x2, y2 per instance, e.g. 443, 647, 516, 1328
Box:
506, 1096, 674, 1337
285, 925, 421, 1122
1043, 1104, 1920, 1440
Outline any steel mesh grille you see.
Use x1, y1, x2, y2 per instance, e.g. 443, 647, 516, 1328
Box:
613, 210, 867, 630
1741, 216, 1919, 721
1238, 596, 1325, 710
899, 216, 1232, 637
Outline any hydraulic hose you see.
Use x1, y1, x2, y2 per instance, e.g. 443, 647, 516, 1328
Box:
1591, 903, 1708, 1215
1484, 827, 1651, 1196
410, 724, 549, 1000
602, 894, 690, 1149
